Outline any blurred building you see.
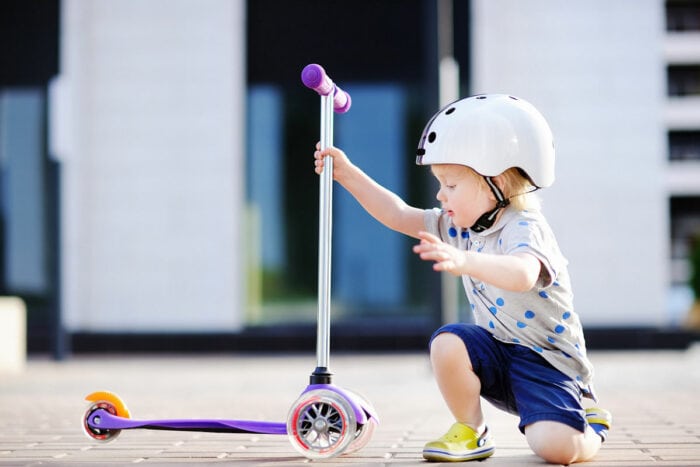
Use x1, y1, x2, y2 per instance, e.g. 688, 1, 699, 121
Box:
0, 0, 697, 353
666, 0, 700, 322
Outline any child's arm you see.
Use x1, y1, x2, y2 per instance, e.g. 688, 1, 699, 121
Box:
413, 231, 541, 292
314, 146, 424, 238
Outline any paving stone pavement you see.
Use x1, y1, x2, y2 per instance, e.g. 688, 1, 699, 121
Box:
1, 343, 700, 466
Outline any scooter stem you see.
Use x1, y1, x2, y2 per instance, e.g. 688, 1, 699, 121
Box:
313, 92, 334, 384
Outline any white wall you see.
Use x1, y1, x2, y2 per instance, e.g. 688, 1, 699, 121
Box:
471, 0, 667, 326
51, 0, 246, 331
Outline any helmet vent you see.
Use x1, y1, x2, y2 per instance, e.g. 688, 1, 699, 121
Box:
446, 107, 456, 115
428, 132, 437, 143
476, 95, 486, 99
509, 96, 519, 100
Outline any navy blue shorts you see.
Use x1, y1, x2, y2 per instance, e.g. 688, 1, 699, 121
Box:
430, 323, 587, 434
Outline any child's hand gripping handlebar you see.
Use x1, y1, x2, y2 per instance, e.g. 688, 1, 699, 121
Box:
301, 64, 352, 114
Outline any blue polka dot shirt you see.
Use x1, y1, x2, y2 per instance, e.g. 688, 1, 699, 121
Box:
425, 207, 595, 399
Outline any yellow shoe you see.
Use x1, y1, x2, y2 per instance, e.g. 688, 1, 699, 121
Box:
423, 423, 495, 462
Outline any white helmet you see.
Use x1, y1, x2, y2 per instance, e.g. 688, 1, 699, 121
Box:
415, 94, 555, 188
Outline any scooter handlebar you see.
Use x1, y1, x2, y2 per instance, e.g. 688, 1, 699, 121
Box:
301, 63, 352, 113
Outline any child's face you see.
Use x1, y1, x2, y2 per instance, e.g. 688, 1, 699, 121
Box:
431, 164, 495, 229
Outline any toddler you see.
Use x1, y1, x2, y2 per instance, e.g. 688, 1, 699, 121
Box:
313, 94, 611, 463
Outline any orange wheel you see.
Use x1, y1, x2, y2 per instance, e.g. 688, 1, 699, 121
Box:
84, 391, 131, 418
82, 391, 131, 442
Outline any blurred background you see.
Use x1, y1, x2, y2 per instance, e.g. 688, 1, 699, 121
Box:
1, 0, 699, 358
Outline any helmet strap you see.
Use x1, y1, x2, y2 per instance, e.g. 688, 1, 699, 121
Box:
470, 177, 510, 233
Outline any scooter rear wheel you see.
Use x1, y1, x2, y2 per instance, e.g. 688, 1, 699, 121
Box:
287, 389, 356, 459
82, 391, 131, 442
347, 417, 377, 454
343, 389, 378, 454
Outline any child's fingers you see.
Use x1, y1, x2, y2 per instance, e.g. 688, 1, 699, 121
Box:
432, 259, 455, 272
417, 231, 441, 244
314, 155, 327, 171
412, 241, 431, 254
413, 235, 462, 276
318, 147, 334, 157
413, 241, 457, 269
416, 248, 455, 272
413, 233, 443, 254
413, 242, 443, 260
421, 249, 448, 263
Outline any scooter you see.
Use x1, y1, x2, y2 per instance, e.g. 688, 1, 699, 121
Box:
82, 64, 378, 460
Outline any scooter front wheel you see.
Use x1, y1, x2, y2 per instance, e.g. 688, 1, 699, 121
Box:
82, 391, 131, 442
287, 389, 356, 459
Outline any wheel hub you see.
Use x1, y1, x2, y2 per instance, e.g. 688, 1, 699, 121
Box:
313, 418, 328, 432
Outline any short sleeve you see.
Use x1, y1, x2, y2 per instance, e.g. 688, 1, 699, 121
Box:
424, 208, 443, 238
499, 214, 566, 288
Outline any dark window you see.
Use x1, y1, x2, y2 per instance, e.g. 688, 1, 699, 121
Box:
671, 197, 700, 287
0, 0, 59, 86
669, 130, 700, 160
668, 65, 700, 96
0, 0, 61, 353
245, 0, 473, 327
247, 0, 427, 85
666, 1, 700, 31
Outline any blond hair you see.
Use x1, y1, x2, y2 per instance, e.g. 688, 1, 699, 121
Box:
497, 167, 541, 211
433, 164, 541, 211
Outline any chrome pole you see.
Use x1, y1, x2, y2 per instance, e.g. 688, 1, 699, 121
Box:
316, 92, 334, 371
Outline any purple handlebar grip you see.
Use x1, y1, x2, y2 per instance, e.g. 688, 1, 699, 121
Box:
302, 64, 334, 95
301, 63, 352, 114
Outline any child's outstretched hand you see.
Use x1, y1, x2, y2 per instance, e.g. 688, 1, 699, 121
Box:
413, 231, 467, 276
314, 144, 354, 182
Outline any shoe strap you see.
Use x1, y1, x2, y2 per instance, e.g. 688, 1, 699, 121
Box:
476, 426, 490, 447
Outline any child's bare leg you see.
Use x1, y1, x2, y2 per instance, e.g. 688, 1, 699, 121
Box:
525, 421, 601, 464
430, 333, 485, 431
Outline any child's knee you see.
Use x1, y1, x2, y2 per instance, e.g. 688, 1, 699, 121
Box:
430, 333, 468, 366
525, 421, 583, 464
